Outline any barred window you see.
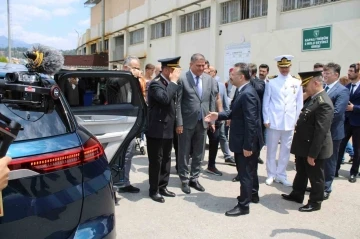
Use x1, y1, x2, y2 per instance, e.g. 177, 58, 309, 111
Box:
130, 28, 144, 45
91, 43, 97, 54
180, 8, 211, 33
221, 0, 267, 24
282, 0, 341, 12
150, 19, 172, 40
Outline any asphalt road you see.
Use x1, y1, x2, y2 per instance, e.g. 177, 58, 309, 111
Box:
115, 146, 360, 239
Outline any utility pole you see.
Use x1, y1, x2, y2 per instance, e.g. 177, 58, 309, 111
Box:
7, 0, 11, 63
101, 0, 105, 52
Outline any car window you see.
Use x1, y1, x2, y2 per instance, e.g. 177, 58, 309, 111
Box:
57, 76, 132, 106
0, 100, 72, 141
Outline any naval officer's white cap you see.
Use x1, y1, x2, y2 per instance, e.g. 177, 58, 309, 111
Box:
275, 55, 294, 67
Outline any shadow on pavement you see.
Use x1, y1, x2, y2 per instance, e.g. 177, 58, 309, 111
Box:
269, 228, 336, 239
181, 192, 236, 214
259, 193, 300, 214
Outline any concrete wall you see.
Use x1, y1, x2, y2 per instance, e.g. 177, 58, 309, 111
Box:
81, 0, 360, 79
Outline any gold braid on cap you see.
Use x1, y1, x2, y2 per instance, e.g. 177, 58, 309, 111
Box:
31, 51, 44, 68
301, 76, 313, 86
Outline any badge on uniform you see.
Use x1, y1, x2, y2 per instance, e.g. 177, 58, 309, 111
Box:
291, 85, 298, 94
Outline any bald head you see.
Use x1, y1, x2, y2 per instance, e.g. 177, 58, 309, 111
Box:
155, 64, 161, 76
209, 66, 216, 78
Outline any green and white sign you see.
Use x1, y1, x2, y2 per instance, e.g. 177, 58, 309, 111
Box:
302, 25, 332, 51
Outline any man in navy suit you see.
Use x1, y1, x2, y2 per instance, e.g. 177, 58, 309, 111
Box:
205, 63, 264, 216
321, 63, 349, 199
337, 63, 360, 183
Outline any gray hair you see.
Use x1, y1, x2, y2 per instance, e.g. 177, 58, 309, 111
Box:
123, 55, 140, 66
190, 53, 205, 63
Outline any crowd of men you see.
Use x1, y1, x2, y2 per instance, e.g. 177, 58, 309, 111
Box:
50, 52, 354, 218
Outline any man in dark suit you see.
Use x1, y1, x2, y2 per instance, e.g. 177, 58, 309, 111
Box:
337, 63, 360, 183
320, 63, 349, 199
282, 71, 334, 212
176, 53, 216, 194
205, 63, 264, 216
146, 57, 181, 203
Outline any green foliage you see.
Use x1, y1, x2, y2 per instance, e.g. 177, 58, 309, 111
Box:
0, 56, 8, 63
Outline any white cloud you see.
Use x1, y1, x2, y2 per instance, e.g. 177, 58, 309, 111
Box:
78, 18, 90, 27
52, 7, 75, 16
8, 4, 52, 23
16, 0, 81, 6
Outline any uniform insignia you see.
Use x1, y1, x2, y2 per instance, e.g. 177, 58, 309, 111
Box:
318, 96, 324, 103
292, 75, 301, 81
267, 75, 277, 80
154, 77, 160, 81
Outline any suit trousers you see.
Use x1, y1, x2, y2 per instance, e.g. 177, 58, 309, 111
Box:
178, 121, 207, 183
207, 123, 220, 168
173, 126, 179, 171
291, 156, 325, 203
266, 128, 293, 180
147, 137, 172, 193
324, 140, 341, 193
120, 139, 135, 187
337, 122, 360, 176
235, 151, 260, 209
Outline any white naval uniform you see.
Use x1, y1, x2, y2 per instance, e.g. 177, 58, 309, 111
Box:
262, 74, 303, 180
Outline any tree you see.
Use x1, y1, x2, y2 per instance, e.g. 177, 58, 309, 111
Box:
0, 56, 8, 63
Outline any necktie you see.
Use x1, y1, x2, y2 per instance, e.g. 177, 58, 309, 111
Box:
324, 85, 329, 92
195, 76, 202, 120
351, 84, 356, 95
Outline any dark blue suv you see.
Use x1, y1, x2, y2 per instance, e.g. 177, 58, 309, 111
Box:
0, 64, 147, 238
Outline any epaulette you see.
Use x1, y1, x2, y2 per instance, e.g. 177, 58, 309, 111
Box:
318, 95, 324, 103
292, 75, 301, 81
267, 75, 277, 80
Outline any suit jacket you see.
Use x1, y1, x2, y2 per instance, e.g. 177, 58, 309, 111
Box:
218, 83, 264, 153
345, 83, 360, 127
218, 81, 230, 111
176, 71, 216, 129
250, 76, 265, 104
291, 91, 334, 159
146, 74, 178, 139
262, 74, 303, 131
327, 81, 350, 140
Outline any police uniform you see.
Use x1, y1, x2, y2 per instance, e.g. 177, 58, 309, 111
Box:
146, 56, 181, 203
262, 55, 303, 186
282, 71, 334, 212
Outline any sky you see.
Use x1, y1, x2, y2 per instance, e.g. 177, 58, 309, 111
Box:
0, 0, 91, 50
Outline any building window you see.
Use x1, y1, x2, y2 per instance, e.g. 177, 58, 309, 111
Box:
282, 0, 341, 12
180, 8, 211, 33
151, 20, 172, 40
104, 39, 109, 51
221, 0, 267, 24
83, 47, 86, 55
91, 43, 97, 54
130, 28, 144, 45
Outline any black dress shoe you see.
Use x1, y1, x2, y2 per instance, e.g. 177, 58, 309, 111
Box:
299, 203, 321, 212
189, 181, 205, 192
252, 194, 260, 203
349, 175, 357, 183
258, 157, 264, 164
335, 172, 339, 177
118, 185, 140, 193
181, 182, 191, 194
225, 204, 249, 217
305, 187, 311, 192
324, 192, 330, 200
225, 157, 236, 165
232, 175, 240, 182
149, 193, 165, 203
281, 194, 303, 204
159, 188, 176, 197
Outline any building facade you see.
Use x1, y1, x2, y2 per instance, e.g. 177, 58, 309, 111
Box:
78, 0, 360, 80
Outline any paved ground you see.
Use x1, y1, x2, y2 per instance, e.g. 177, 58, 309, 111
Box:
115, 146, 360, 239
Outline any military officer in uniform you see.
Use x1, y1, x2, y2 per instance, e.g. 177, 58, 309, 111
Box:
146, 57, 181, 203
262, 55, 303, 187
282, 71, 334, 212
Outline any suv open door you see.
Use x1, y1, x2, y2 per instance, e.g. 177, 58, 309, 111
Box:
55, 70, 147, 185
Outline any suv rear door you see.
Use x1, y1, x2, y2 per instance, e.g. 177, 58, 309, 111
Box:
55, 70, 147, 185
